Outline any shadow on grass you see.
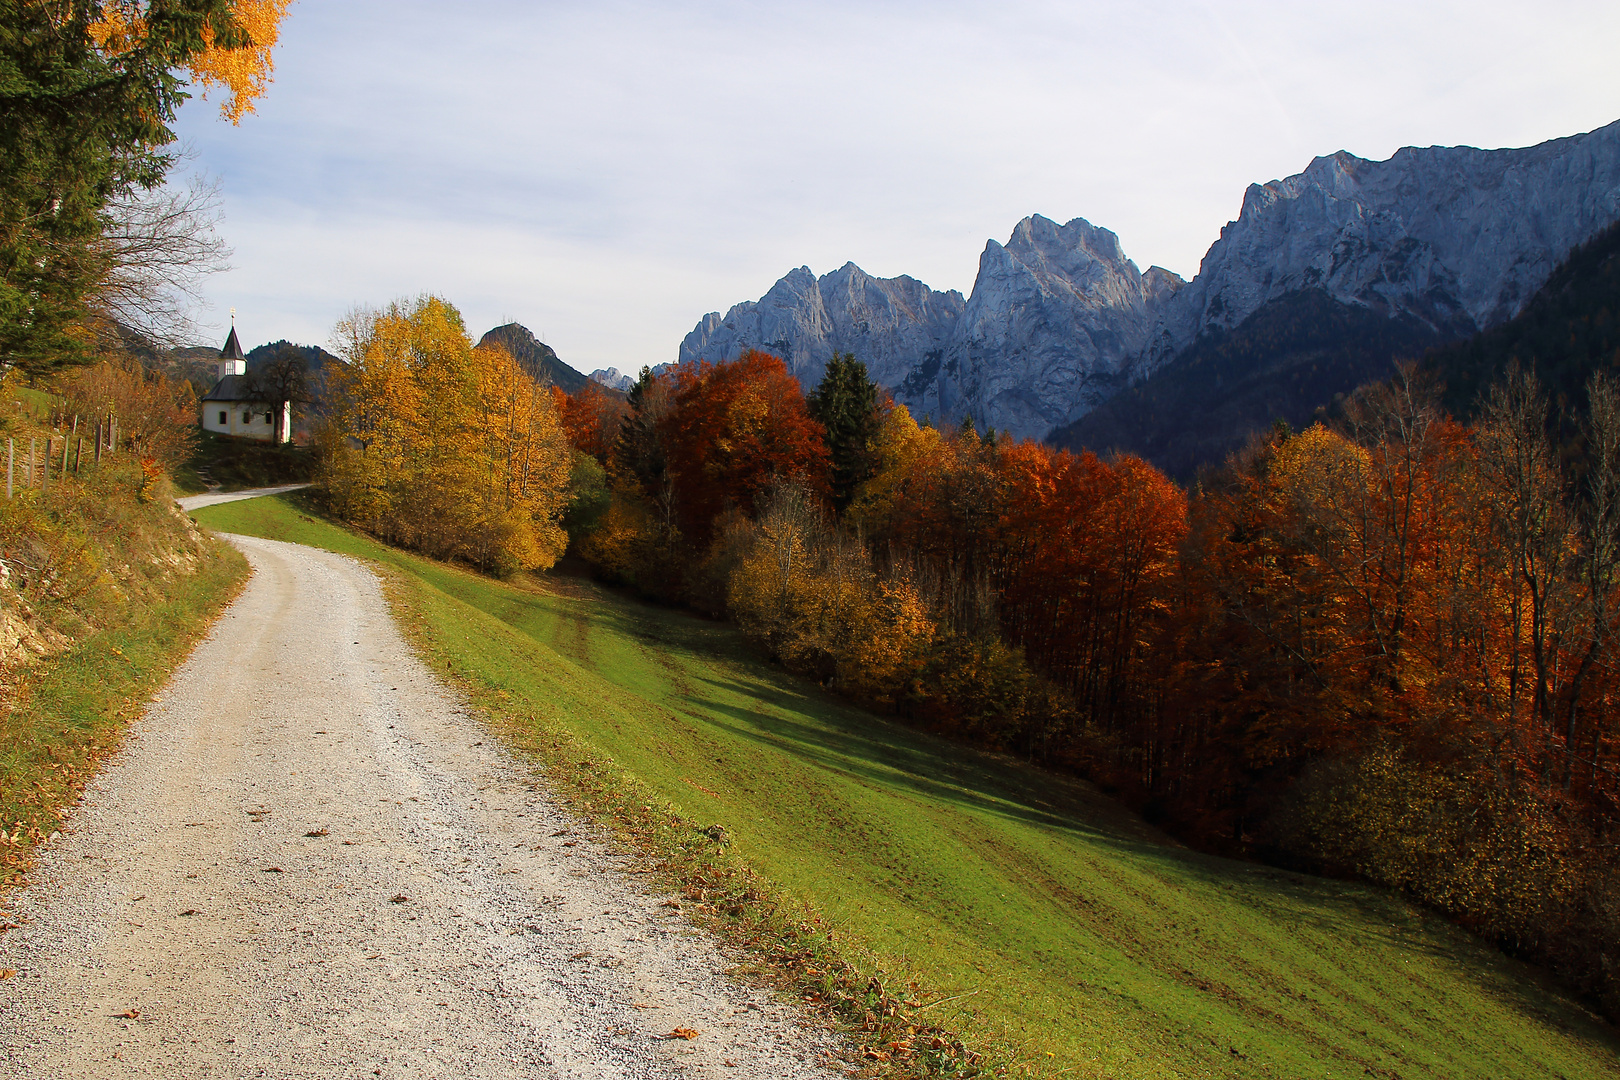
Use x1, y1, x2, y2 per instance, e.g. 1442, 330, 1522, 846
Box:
204, 491, 1620, 1068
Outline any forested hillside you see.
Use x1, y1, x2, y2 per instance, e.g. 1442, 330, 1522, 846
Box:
531, 345, 1620, 1022
1424, 218, 1620, 423
1050, 290, 1443, 478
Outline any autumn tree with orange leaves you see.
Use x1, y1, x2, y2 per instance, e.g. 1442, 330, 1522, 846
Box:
661, 350, 832, 548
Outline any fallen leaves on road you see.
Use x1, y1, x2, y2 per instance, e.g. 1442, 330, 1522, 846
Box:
178, 909, 199, 916
263, 867, 284, 873
114, 1009, 140, 1019
661, 1027, 700, 1040
388, 895, 408, 904
0, 968, 15, 979
569, 951, 592, 961
630, 1001, 656, 1010
304, 828, 329, 837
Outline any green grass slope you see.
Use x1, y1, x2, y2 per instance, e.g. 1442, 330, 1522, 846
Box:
193, 493, 1620, 1080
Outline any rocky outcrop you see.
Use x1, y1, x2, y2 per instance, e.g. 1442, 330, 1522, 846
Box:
908, 215, 1184, 439
679, 263, 964, 395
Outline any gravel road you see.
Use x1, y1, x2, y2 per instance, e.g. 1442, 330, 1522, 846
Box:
0, 524, 843, 1079
176, 485, 312, 513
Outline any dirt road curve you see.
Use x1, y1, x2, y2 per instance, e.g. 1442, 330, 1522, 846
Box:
0, 527, 842, 1079
176, 486, 313, 513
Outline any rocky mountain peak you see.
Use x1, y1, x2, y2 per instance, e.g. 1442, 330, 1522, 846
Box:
903, 215, 1176, 439
676, 119, 1620, 447
679, 262, 964, 392
589, 367, 634, 391
1162, 119, 1620, 352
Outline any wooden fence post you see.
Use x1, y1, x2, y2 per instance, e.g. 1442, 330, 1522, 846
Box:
42, 437, 50, 491
27, 437, 35, 486
75, 437, 83, 474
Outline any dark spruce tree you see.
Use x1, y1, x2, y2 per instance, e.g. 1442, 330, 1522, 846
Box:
808, 353, 881, 511
612, 366, 672, 507
0, 1, 250, 377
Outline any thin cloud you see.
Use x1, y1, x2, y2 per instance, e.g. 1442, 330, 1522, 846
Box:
173, 0, 1620, 373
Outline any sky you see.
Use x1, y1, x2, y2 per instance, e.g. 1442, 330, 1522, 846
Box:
171, 0, 1620, 375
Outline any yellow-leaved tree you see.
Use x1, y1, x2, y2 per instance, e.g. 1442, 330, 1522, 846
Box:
321, 296, 572, 575
470, 342, 573, 575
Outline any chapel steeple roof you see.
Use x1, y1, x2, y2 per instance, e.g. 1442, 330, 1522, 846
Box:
220, 325, 246, 361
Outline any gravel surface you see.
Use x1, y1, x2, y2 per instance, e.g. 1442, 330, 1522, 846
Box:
0, 529, 844, 1079
176, 485, 311, 513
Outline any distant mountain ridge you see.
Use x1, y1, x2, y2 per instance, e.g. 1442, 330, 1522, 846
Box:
681, 118, 1620, 449
680, 262, 965, 393
1423, 217, 1620, 424
477, 323, 589, 394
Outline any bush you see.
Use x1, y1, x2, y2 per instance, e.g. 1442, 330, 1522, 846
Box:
728, 484, 934, 705
1274, 742, 1620, 1011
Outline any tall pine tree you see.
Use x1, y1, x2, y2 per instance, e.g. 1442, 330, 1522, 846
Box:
808, 353, 882, 511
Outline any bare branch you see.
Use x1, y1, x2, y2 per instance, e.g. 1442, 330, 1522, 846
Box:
89, 174, 232, 347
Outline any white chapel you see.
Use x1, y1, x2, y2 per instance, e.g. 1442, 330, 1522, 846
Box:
199, 325, 290, 443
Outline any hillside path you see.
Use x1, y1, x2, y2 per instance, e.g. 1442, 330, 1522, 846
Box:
0, 527, 843, 1079
176, 484, 311, 513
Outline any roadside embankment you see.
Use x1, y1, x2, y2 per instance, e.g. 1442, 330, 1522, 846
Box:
0, 387, 248, 880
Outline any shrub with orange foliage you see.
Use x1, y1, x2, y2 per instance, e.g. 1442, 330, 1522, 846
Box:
57, 358, 198, 470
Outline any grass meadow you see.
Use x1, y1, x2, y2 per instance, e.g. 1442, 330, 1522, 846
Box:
192, 491, 1620, 1079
